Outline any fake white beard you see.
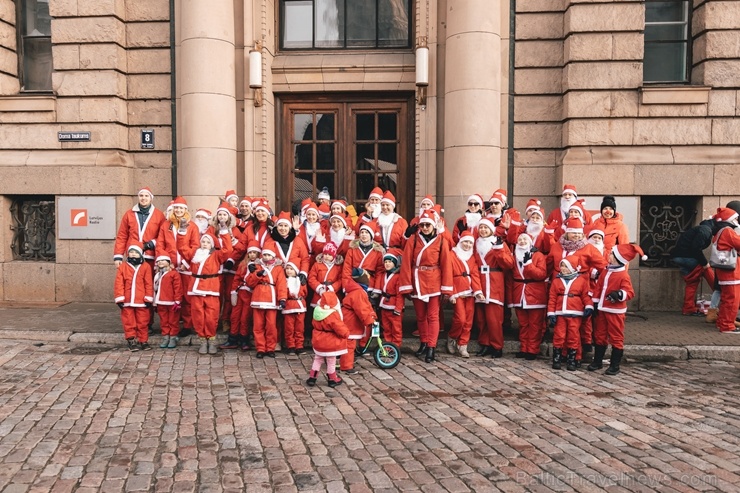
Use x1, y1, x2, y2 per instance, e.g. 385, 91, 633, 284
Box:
192, 247, 210, 265
464, 212, 481, 229
589, 238, 604, 254
330, 228, 345, 246
560, 196, 577, 217
515, 245, 530, 263
377, 212, 394, 229
304, 221, 320, 238
526, 221, 543, 236
286, 276, 301, 297
476, 236, 494, 259
453, 244, 473, 262
370, 206, 381, 218
194, 218, 209, 234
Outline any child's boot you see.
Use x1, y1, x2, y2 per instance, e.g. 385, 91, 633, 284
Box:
458, 345, 469, 358
605, 348, 623, 375
167, 336, 178, 349
414, 343, 428, 357
198, 337, 208, 354
587, 345, 607, 371
552, 347, 562, 370
127, 338, 140, 352
219, 335, 239, 350
327, 372, 343, 388
425, 347, 436, 363
159, 335, 170, 349
566, 349, 577, 371
447, 338, 456, 354
208, 337, 218, 354
306, 370, 318, 387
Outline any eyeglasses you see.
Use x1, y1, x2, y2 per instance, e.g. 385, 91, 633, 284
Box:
468, 202, 480, 207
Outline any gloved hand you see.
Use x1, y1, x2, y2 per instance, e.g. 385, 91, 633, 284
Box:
172, 302, 181, 312
404, 223, 418, 237
606, 290, 623, 303
278, 299, 286, 310
178, 218, 189, 232
256, 270, 266, 277
392, 310, 402, 317
231, 293, 238, 307
494, 235, 504, 245
117, 302, 125, 309
591, 269, 601, 280
299, 273, 307, 286
223, 260, 235, 271
248, 263, 257, 273
369, 293, 380, 307
522, 250, 532, 264
583, 308, 594, 318
456, 219, 466, 233
441, 294, 450, 304
143, 240, 155, 251
548, 315, 557, 328
145, 302, 153, 309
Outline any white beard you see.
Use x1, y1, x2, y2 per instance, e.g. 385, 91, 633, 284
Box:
515, 245, 529, 263
370, 206, 381, 219
560, 197, 576, 217
526, 221, 543, 237
304, 221, 320, 238
377, 212, 394, 229
476, 236, 494, 260
192, 247, 210, 265
453, 245, 473, 262
287, 276, 301, 297
464, 212, 481, 229
194, 218, 209, 234
589, 239, 604, 254
330, 228, 345, 246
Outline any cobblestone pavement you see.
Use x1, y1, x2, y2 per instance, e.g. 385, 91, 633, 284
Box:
1, 342, 740, 493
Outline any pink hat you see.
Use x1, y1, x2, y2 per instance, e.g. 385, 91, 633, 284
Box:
323, 242, 338, 257
612, 244, 648, 264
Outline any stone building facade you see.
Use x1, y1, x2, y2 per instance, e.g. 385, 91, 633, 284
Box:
0, 0, 738, 309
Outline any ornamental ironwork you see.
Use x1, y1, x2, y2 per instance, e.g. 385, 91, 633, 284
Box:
10, 196, 56, 261
639, 196, 698, 268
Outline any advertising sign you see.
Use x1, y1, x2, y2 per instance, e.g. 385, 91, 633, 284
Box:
58, 197, 117, 239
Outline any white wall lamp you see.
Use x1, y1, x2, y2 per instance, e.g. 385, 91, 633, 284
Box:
415, 37, 429, 107
249, 40, 263, 107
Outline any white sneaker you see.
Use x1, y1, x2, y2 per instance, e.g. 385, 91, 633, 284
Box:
458, 345, 470, 358
721, 328, 740, 334
275, 342, 282, 351
447, 338, 456, 354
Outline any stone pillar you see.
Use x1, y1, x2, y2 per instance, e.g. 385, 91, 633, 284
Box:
442, 0, 502, 217
178, 0, 237, 210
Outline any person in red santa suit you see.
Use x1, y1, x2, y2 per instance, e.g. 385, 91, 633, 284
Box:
225, 199, 275, 272
177, 231, 233, 355
376, 248, 405, 349
342, 222, 385, 297
309, 242, 344, 308
446, 231, 485, 358
282, 262, 308, 354
552, 199, 591, 242
206, 202, 241, 334
404, 195, 436, 239
708, 207, 740, 334
295, 201, 329, 263
153, 255, 183, 349
236, 196, 254, 233
589, 244, 642, 375
114, 242, 154, 351
452, 194, 485, 244
247, 246, 288, 358
399, 209, 454, 363
222, 241, 261, 351
354, 186, 384, 233
547, 256, 594, 371
548, 217, 607, 281
307, 291, 350, 388
473, 217, 515, 358
114, 187, 166, 267
510, 233, 548, 361
326, 213, 355, 259
373, 191, 409, 251
546, 184, 582, 234
339, 272, 378, 374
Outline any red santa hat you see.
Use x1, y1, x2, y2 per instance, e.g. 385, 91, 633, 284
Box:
359, 221, 377, 236
459, 230, 475, 244
524, 198, 541, 215
201, 233, 216, 247
284, 261, 299, 275
331, 199, 347, 211
216, 201, 231, 216
529, 207, 544, 220
564, 217, 584, 234
477, 217, 496, 233
224, 190, 239, 202
612, 243, 648, 264
330, 214, 347, 227
138, 187, 154, 199
467, 194, 484, 207
489, 189, 507, 205
517, 233, 533, 248
383, 248, 403, 266
304, 201, 320, 217
419, 195, 435, 209
568, 199, 586, 218
587, 227, 605, 239
156, 254, 172, 263
322, 242, 338, 258
714, 207, 739, 224
381, 190, 396, 207
418, 210, 437, 227
562, 184, 578, 197
247, 240, 261, 254
300, 197, 313, 213
318, 203, 330, 216
560, 255, 579, 273
253, 199, 270, 215
319, 291, 341, 311
368, 187, 383, 200
195, 208, 211, 220
127, 241, 144, 256
275, 211, 292, 227
240, 196, 252, 206
172, 196, 188, 208
261, 244, 277, 257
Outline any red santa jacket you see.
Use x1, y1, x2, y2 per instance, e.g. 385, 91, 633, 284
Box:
326, 227, 354, 259
506, 223, 553, 256
548, 240, 607, 280
510, 251, 548, 309
311, 307, 350, 357
230, 260, 254, 295
114, 261, 154, 307
263, 233, 310, 278
474, 238, 515, 305
592, 266, 635, 314
114, 206, 166, 261
308, 254, 343, 306
399, 232, 454, 300
375, 213, 409, 250
283, 276, 308, 314
376, 270, 405, 312
247, 261, 288, 310
156, 219, 200, 269
153, 268, 183, 306
342, 240, 386, 294
341, 280, 377, 340
713, 226, 740, 286
548, 274, 593, 317
449, 249, 483, 302
177, 232, 232, 297
297, 220, 329, 259
229, 220, 271, 265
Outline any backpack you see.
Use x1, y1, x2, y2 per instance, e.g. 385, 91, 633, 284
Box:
709, 228, 738, 270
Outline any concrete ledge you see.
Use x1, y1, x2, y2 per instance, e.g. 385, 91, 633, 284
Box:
0, 330, 73, 342
686, 345, 740, 362
621, 345, 689, 361
68, 333, 124, 344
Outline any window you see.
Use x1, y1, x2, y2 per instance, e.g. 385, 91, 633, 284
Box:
17, 0, 53, 91
280, 0, 411, 50
643, 0, 690, 83
10, 196, 56, 261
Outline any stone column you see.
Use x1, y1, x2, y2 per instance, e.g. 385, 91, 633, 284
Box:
178, 0, 237, 210
442, 0, 502, 217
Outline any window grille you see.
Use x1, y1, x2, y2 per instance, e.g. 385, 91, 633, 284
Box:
639, 196, 698, 268
10, 196, 56, 261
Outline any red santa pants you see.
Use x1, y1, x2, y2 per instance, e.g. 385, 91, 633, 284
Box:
220, 273, 234, 322
180, 273, 194, 329
593, 311, 625, 349
253, 308, 278, 352
229, 292, 252, 337
339, 339, 358, 371
121, 307, 151, 342
413, 296, 441, 348
683, 265, 715, 315
553, 316, 581, 350
190, 295, 220, 338
157, 305, 180, 337
448, 297, 475, 347
381, 309, 403, 348
516, 307, 545, 355
717, 283, 740, 333
476, 302, 504, 350
284, 312, 306, 350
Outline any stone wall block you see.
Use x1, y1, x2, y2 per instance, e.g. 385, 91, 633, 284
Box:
514, 166, 557, 196
134, 168, 172, 197
561, 163, 635, 195
0, 166, 62, 194
53, 70, 126, 97
516, 0, 565, 13
79, 98, 128, 123
513, 150, 558, 167
612, 32, 643, 60
514, 122, 563, 149
128, 74, 171, 99
563, 119, 634, 146
133, 152, 171, 169
637, 103, 707, 118
126, 1, 170, 21
51, 45, 80, 70
48, 0, 77, 16
79, 44, 126, 71
127, 100, 171, 125
714, 165, 740, 195
565, 3, 644, 32
0, 0, 14, 23
703, 31, 740, 60
514, 68, 562, 94
56, 240, 113, 265
516, 13, 564, 40
514, 95, 563, 122
0, 124, 61, 149
127, 49, 171, 74
60, 165, 132, 195
0, 19, 16, 51
589, 146, 674, 165
699, 60, 740, 87
564, 33, 612, 62
563, 91, 610, 118
610, 91, 639, 117
55, 98, 81, 122
77, 0, 125, 17
635, 165, 714, 195
633, 119, 711, 146
55, 263, 113, 302
694, 1, 740, 32
515, 40, 563, 67
59, 123, 128, 149
51, 17, 125, 45
712, 118, 740, 145
126, 22, 170, 48
0, 73, 20, 95
3, 263, 56, 301
563, 62, 642, 90
0, 46, 17, 76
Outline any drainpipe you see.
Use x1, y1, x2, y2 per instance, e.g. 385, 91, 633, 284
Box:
169, 0, 178, 197
507, 0, 515, 197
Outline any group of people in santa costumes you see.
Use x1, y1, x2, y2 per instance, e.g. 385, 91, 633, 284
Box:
114, 182, 641, 377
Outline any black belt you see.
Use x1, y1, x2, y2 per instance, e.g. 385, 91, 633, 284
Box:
193, 273, 220, 279
514, 279, 539, 283
259, 281, 275, 286
454, 273, 470, 278
288, 297, 304, 301
557, 293, 583, 297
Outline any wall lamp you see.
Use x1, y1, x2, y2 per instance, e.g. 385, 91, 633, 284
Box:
249, 40, 263, 107
415, 37, 429, 107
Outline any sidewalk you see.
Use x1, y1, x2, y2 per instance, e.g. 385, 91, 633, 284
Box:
1, 302, 739, 362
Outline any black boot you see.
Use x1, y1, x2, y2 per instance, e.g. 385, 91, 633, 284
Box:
490, 347, 503, 358
581, 342, 593, 353
415, 343, 428, 357
476, 345, 490, 356
425, 347, 436, 363
587, 345, 607, 371
605, 348, 623, 376
552, 347, 562, 370
566, 349, 577, 371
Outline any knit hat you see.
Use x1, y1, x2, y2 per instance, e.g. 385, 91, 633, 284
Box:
383, 248, 402, 267
715, 207, 739, 224
564, 217, 584, 234
467, 194, 484, 207
275, 211, 292, 227
381, 190, 396, 207
351, 267, 370, 286
368, 187, 383, 200
524, 198, 541, 215
612, 244, 648, 265
172, 196, 188, 209
323, 242, 338, 258
318, 187, 331, 201
490, 189, 507, 205
138, 187, 154, 199
156, 255, 171, 263
600, 195, 617, 212
726, 201, 740, 216
127, 241, 144, 256
560, 255, 579, 274
561, 184, 578, 197
459, 230, 475, 244
224, 190, 239, 203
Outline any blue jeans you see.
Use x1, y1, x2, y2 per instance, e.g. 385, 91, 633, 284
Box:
671, 257, 699, 277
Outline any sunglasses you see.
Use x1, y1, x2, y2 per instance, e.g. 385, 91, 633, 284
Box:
468, 202, 480, 207
420, 222, 434, 228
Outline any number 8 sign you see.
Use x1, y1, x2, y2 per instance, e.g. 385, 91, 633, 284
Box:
141, 129, 154, 149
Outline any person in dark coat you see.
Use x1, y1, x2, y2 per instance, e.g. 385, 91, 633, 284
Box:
670, 218, 716, 316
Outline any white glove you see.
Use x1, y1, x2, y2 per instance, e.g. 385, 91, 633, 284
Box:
230, 292, 238, 306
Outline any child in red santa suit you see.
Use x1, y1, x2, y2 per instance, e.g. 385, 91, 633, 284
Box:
447, 231, 485, 358
153, 255, 183, 349
283, 262, 308, 354
708, 207, 740, 334
223, 241, 261, 351
510, 233, 548, 361
547, 256, 593, 371
588, 244, 643, 375
339, 271, 378, 374
307, 291, 350, 388
247, 246, 288, 358
115, 242, 154, 351
309, 242, 344, 309
376, 249, 405, 349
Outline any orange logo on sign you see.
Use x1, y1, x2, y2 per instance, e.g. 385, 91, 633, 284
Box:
71, 209, 88, 226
